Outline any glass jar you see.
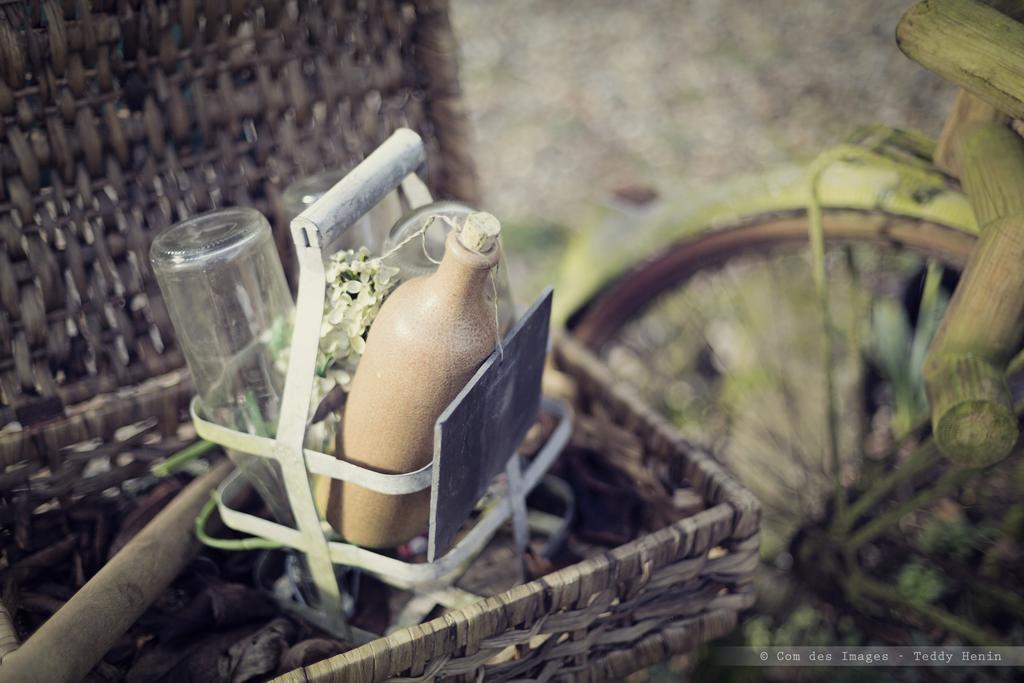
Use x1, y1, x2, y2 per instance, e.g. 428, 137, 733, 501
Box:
381, 201, 517, 332
282, 169, 403, 255
151, 207, 294, 524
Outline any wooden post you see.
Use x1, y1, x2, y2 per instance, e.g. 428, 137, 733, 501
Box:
924, 111, 1024, 466
897, 0, 1024, 120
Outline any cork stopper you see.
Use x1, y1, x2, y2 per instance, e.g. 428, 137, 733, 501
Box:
456, 211, 501, 253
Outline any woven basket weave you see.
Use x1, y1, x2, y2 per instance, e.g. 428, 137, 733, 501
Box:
278, 336, 761, 682
1, 3, 761, 679
0, 0, 478, 474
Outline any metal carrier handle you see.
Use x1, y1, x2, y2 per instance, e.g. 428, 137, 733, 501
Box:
192, 130, 570, 640
290, 128, 426, 250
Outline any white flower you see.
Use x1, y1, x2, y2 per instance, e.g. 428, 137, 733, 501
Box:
315, 247, 400, 395
327, 300, 349, 324
266, 246, 400, 425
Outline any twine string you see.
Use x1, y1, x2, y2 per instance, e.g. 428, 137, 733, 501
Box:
376, 213, 503, 358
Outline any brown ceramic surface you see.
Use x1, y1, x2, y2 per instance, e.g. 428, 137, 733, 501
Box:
325, 229, 500, 547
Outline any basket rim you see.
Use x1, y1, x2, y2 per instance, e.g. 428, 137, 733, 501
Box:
276, 335, 761, 682
283, 503, 752, 681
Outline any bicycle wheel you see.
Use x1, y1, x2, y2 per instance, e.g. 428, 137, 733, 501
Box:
571, 207, 974, 536
568, 206, 1024, 655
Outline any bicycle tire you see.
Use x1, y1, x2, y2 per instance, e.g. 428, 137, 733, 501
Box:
570, 208, 976, 349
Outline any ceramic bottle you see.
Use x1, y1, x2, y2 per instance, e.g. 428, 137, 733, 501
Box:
322, 212, 503, 547
382, 201, 517, 331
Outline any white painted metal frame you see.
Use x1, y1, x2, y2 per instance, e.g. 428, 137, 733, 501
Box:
192, 396, 571, 582
189, 129, 571, 637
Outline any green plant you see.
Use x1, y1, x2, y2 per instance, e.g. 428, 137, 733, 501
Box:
870, 263, 948, 438
897, 561, 947, 604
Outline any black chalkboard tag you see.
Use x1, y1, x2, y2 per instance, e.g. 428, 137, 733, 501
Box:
428, 287, 553, 561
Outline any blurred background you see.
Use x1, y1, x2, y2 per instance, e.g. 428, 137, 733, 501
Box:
448, 4, 1024, 682
450, 0, 955, 300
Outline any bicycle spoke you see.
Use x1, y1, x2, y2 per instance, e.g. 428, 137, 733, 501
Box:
846, 571, 1001, 646
832, 429, 941, 534
807, 156, 845, 522
845, 463, 980, 552
762, 255, 830, 478
844, 246, 871, 462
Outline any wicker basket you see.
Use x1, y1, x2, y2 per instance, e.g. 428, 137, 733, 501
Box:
0, 0, 477, 480
0, 0, 476, 642
1, 2, 760, 679
277, 336, 760, 682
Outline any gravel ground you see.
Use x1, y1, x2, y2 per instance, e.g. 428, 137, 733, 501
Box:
451, 0, 955, 230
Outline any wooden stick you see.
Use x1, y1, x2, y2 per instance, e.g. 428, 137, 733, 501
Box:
924, 119, 1024, 465
897, 0, 1024, 120
0, 600, 18, 661
0, 459, 233, 683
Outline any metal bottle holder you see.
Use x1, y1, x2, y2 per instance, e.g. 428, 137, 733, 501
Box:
190, 130, 573, 638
